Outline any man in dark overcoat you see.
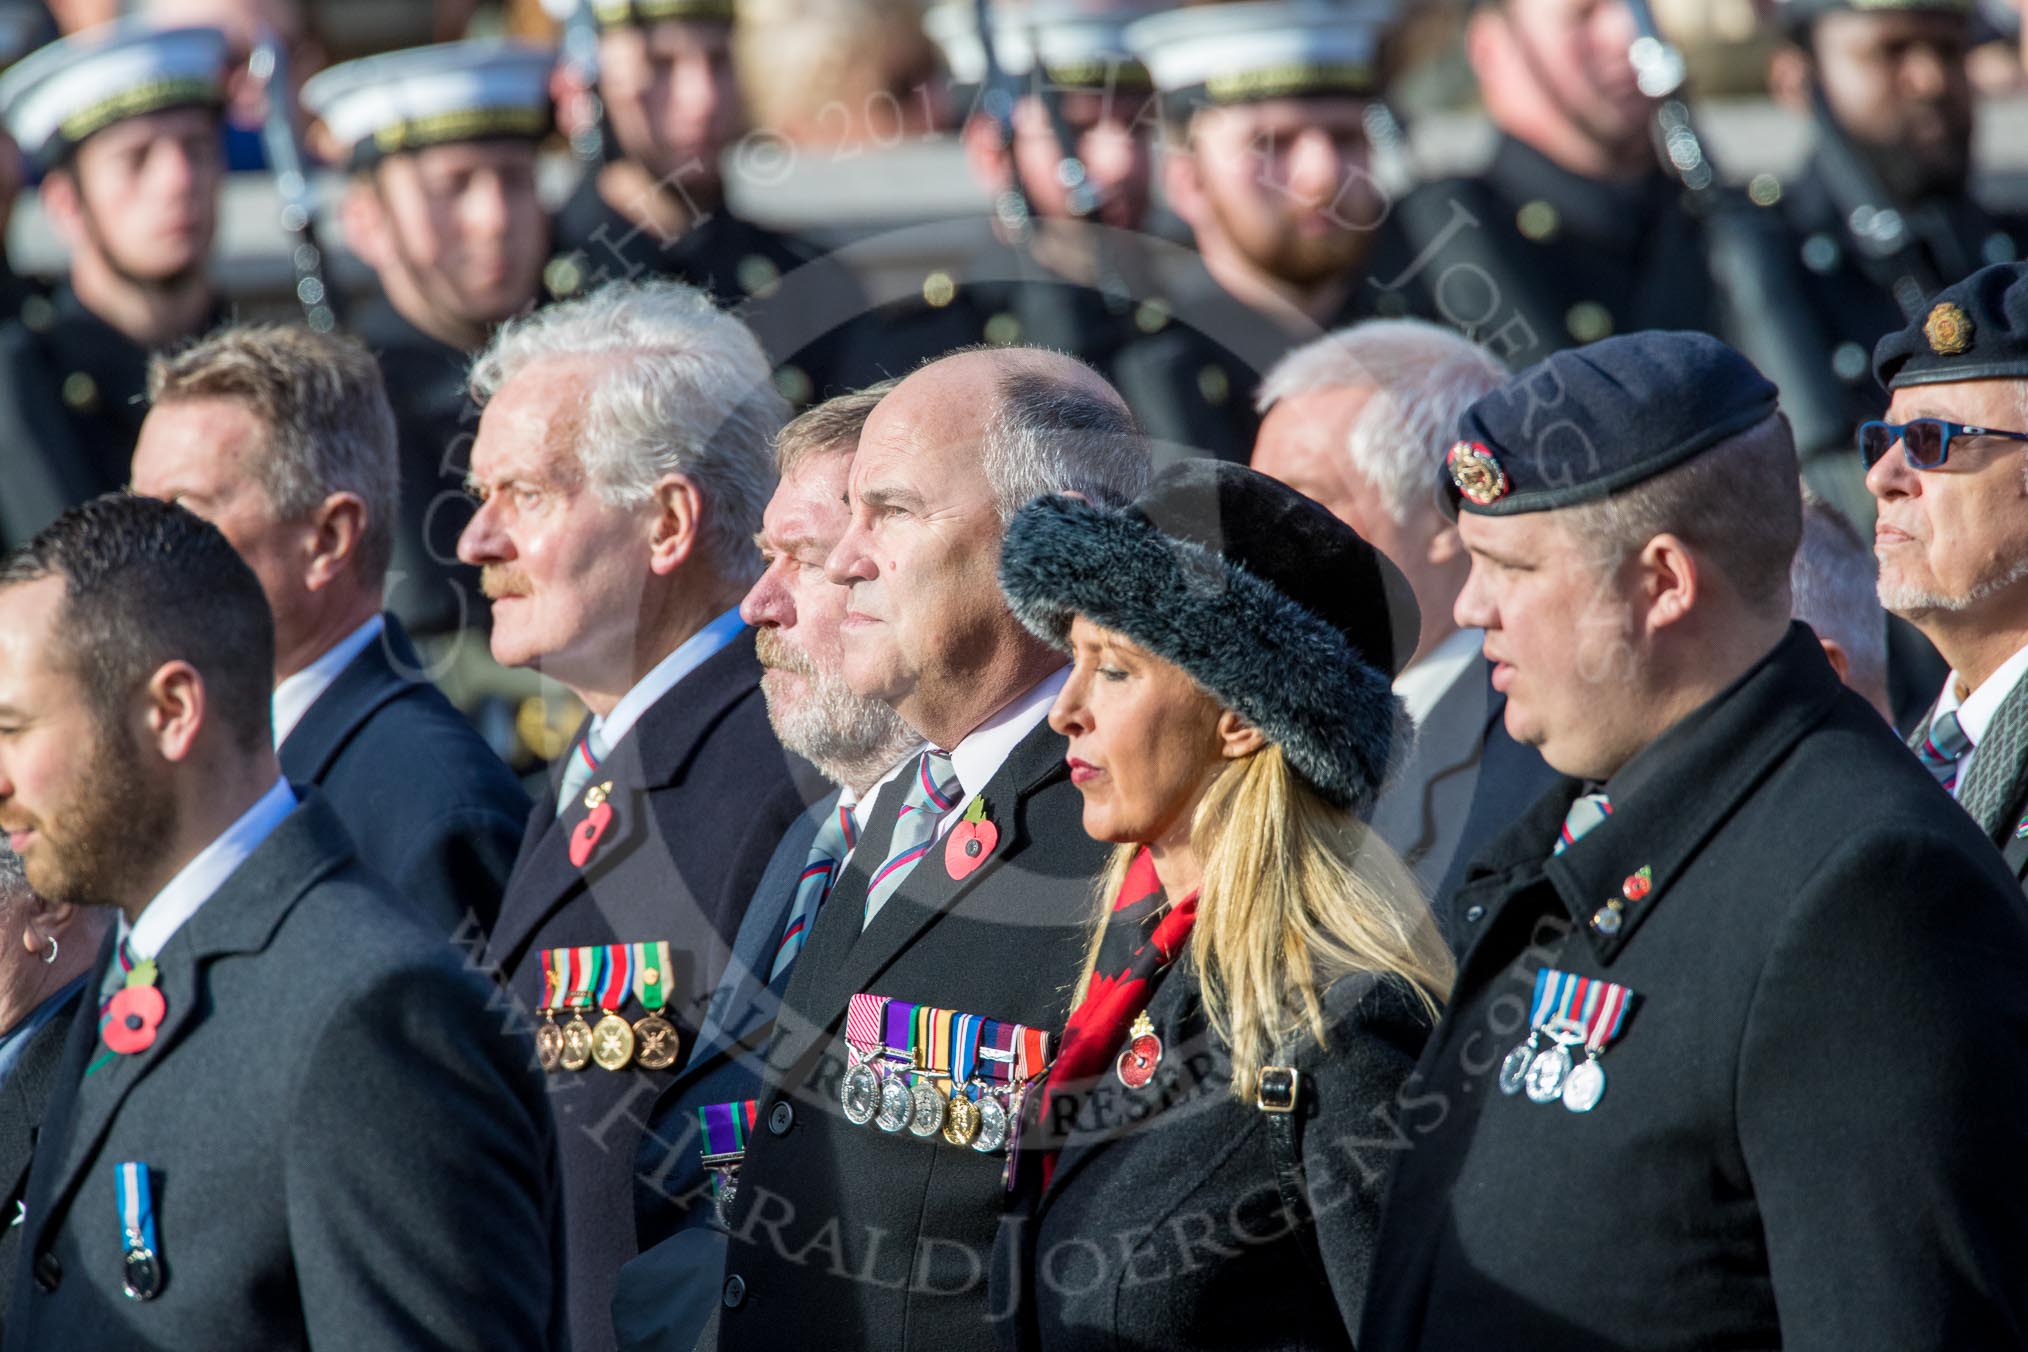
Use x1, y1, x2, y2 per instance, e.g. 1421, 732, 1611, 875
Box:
1359, 330, 2028, 1350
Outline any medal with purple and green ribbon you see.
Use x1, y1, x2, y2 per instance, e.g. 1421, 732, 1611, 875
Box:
697, 1099, 758, 1226
115, 1161, 163, 1301
874, 998, 916, 1133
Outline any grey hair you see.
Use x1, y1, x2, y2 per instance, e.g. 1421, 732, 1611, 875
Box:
981, 360, 1151, 522
774, 379, 897, 478
1559, 413, 1804, 615
149, 324, 400, 583
1791, 488, 1888, 699
0, 843, 25, 906
1257, 318, 1509, 526
469, 280, 789, 583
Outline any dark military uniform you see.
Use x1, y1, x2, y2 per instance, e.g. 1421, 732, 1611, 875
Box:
1374, 134, 1724, 371
350, 295, 485, 640
1361, 627, 2028, 1351
1360, 330, 2028, 1351
549, 173, 869, 406
0, 285, 224, 550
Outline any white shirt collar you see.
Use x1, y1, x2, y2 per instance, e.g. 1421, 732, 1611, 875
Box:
1391, 627, 1482, 727
594, 608, 746, 750
941, 666, 1069, 833
122, 777, 298, 961
271, 614, 386, 748
1939, 639, 2028, 747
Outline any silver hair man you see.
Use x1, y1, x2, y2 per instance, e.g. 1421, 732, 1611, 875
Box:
469, 280, 786, 584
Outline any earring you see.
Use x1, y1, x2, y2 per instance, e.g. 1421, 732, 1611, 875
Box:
39, 935, 57, 966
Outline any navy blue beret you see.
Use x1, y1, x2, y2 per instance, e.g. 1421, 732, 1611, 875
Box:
1439, 331, 1779, 518
1873, 262, 2028, 391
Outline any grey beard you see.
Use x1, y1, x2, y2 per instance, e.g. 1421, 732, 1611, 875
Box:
761, 665, 919, 793
1880, 554, 2028, 617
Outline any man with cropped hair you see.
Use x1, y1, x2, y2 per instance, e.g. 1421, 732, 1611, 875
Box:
0, 495, 563, 1352
132, 323, 530, 938
459, 277, 821, 1352
1253, 317, 1555, 902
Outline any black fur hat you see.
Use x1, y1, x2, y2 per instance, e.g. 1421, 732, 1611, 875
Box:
998, 459, 1420, 813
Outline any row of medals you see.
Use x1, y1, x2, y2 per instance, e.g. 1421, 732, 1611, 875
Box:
1498, 1023, 1607, 1114
839, 1049, 1016, 1154
536, 1006, 680, 1074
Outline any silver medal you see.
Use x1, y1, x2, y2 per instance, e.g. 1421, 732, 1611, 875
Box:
1523, 1041, 1574, 1104
1498, 1037, 1537, 1096
876, 1075, 913, 1133
1562, 1058, 1607, 1113
712, 1168, 739, 1227
841, 1061, 880, 1125
908, 1079, 947, 1137
972, 1092, 1009, 1153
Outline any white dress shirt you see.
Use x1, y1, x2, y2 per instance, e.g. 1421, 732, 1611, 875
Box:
270, 614, 386, 748
1391, 627, 1484, 728
592, 608, 746, 749
1933, 640, 2028, 797
939, 666, 1069, 841
122, 777, 298, 961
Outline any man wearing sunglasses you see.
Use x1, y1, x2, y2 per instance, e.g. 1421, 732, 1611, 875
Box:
1867, 260, 2028, 890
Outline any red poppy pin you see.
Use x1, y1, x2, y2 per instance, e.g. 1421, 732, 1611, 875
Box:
103, 985, 166, 1056
944, 798, 998, 881
569, 781, 616, 869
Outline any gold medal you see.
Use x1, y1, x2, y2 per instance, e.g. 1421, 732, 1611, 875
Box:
560, 1014, 595, 1071
592, 1012, 636, 1071
632, 1013, 680, 1070
535, 1018, 564, 1072
942, 1093, 980, 1147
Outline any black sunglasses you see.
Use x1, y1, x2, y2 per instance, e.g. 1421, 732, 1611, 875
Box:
1858, 418, 2028, 470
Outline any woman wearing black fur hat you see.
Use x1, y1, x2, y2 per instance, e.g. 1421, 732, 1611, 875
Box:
989, 458, 1454, 1351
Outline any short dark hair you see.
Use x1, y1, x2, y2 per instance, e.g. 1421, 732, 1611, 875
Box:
0, 495, 275, 753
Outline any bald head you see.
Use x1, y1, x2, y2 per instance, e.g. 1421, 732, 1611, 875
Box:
826, 348, 1149, 747
884, 346, 1148, 522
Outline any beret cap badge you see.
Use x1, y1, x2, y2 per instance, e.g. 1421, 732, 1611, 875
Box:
1925, 302, 1974, 356
1446, 441, 1510, 506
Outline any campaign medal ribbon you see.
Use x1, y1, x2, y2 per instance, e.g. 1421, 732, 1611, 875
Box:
698, 1099, 759, 1227
1522, 971, 1594, 1104
592, 943, 636, 1071
874, 998, 918, 1133
535, 950, 566, 1071
115, 1162, 164, 1301
971, 1018, 1016, 1155
907, 1005, 951, 1138
942, 1013, 985, 1147
1499, 968, 1565, 1098
559, 947, 598, 1071
1560, 978, 1636, 1113
631, 940, 679, 1070
840, 993, 889, 1125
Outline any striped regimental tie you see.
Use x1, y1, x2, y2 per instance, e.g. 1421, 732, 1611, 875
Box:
862, 749, 962, 928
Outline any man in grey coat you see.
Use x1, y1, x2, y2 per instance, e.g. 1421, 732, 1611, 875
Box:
0, 495, 565, 1351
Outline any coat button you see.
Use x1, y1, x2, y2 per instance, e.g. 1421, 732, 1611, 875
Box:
1464, 905, 1485, 924
32, 1250, 59, 1291
723, 1274, 747, 1309
768, 1101, 794, 1135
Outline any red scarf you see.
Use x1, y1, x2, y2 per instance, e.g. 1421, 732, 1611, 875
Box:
1039, 848, 1199, 1186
